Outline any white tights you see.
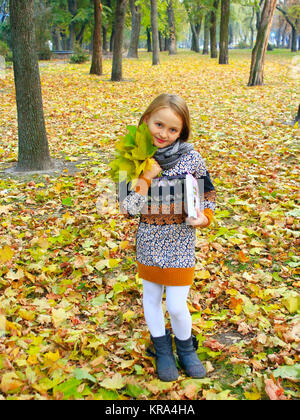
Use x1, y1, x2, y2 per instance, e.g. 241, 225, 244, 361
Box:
142, 279, 192, 340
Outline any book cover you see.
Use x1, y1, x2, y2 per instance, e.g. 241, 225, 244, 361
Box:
185, 173, 201, 219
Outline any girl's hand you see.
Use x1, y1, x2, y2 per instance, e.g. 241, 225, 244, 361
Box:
185, 208, 209, 227
143, 158, 162, 180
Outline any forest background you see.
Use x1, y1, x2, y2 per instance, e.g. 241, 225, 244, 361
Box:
0, 0, 299, 401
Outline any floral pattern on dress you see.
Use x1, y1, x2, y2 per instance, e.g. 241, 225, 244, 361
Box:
136, 223, 196, 268
120, 150, 216, 269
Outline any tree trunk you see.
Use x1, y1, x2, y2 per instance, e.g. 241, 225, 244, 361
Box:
90, 0, 103, 75
76, 22, 87, 46
276, 7, 298, 53
203, 13, 209, 54
167, 0, 177, 55
102, 25, 108, 53
280, 22, 287, 48
190, 22, 200, 52
9, 0, 53, 172
146, 27, 152, 52
150, 0, 160, 65
51, 28, 61, 51
158, 31, 163, 51
291, 26, 298, 53
127, 0, 141, 58
256, 0, 263, 30
210, 0, 219, 58
164, 36, 169, 51
219, 0, 230, 64
111, 0, 128, 81
67, 0, 78, 50
295, 104, 300, 123
250, 7, 255, 48
109, 26, 115, 52
248, 0, 277, 86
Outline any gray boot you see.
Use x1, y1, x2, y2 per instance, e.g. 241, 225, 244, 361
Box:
146, 329, 179, 382
174, 335, 206, 378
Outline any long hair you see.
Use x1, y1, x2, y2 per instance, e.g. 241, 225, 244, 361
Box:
138, 94, 191, 141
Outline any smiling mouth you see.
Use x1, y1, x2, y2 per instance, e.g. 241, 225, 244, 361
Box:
156, 138, 166, 143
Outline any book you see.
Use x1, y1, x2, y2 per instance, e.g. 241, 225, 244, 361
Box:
185, 173, 201, 219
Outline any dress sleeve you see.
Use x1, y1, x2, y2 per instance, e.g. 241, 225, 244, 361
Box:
118, 180, 148, 216
191, 151, 217, 225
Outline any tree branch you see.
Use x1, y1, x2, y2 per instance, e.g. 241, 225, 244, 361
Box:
276, 5, 296, 29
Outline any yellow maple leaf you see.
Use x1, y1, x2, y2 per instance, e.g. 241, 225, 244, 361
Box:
37, 237, 50, 249
196, 270, 211, 280
244, 390, 262, 400
123, 310, 136, 322
52, 308, 69, 328
44, 350, 60, 363
1, 372, 23, 394
19, 309, 35, 321
0, 245, 14, 263
120, 241, 129, 249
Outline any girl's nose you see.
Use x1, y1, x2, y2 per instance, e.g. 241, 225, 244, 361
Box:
160, 128, 167, 139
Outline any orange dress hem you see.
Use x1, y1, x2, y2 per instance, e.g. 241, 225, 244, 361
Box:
137, 261, 195, 286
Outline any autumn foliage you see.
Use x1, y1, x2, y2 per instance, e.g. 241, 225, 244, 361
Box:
0, 50, 299, 400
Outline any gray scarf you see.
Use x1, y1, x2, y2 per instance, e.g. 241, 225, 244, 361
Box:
153, 139, 194, 171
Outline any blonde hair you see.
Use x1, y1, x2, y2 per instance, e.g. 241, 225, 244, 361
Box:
139, 94, 191, 141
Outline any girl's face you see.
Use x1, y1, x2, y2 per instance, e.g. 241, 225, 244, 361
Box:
145, 107, 183, 149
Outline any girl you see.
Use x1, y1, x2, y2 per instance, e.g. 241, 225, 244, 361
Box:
121, 94, 216, 382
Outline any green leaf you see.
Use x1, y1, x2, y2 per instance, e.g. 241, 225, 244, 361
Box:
282, 296, 300, 314
96, 388, 119, 400
205, 389, 237, 400
287, 209, 300, 218
73, 368, 97, 383
99, 373, 125, 390
273, 364, 300, 380
90, 294, 106, 307
272, 272, 283, 282
125, 383, 148, 398
62, 197, 73, 206
53, 378, 82, 399
109, 123, 157, 183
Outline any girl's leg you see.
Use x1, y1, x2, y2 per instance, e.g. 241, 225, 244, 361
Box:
165, 285, 192, 341
142, 279, 165, 337
166, 285, 206, 378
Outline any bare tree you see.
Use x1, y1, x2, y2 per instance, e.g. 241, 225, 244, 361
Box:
294, 104, 300, 124
276, 3, 299, 52
111, 0, 128, 81
219, 0, 230, 64
67, 0, 78, 50
127, 0, 141, 58
183, 0, 203, 53
210, 0, 219, 58
203, 13, 210, 55
90, 0, 103, 75
9, 0, 53, 172
151, 0, 160, 65
248, 0, 277, 86
167, 0, 177, 55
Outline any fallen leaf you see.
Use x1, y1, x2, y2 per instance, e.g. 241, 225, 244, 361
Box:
264, 377, 287, 400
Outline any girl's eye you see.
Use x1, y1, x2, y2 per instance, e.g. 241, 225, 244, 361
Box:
156, 123, 162, 127
171, 128, 177, 133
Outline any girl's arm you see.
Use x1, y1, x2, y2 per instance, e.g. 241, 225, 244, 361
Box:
120, 160, 162, 216
186, 152, 216, 228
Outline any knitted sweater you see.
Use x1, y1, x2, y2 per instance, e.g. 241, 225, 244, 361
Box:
120, 150, 216, 286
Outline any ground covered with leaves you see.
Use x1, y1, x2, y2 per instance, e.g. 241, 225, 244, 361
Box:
0, 50, 299, 400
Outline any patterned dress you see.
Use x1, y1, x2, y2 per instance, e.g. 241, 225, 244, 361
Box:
121, 150, 216, 286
